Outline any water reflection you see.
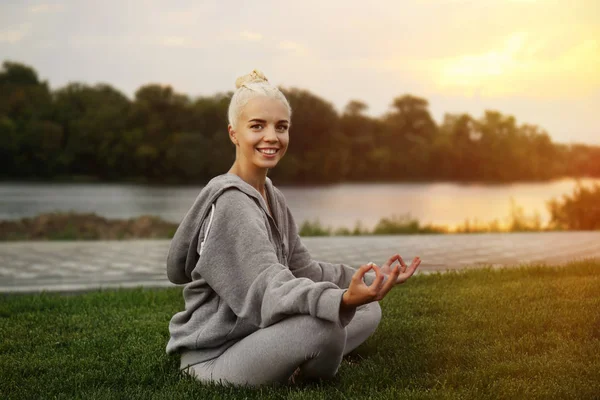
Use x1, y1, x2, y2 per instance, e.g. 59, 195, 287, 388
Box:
0, 178, 598, 230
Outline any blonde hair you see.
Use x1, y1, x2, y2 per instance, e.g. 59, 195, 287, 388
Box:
227, 70, 292, 130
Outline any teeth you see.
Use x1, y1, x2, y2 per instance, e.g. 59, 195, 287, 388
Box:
258, 149, 277, 155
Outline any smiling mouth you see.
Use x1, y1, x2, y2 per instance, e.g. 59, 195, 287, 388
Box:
257, 148, 279, 155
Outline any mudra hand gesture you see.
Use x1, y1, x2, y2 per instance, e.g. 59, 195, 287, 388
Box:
379, 254, 421, 284
341, 254, 421, 309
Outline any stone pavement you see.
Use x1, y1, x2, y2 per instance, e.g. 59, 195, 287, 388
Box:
1, 231, 599, 293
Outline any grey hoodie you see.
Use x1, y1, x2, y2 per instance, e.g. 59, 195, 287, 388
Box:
166, 173, 369, 362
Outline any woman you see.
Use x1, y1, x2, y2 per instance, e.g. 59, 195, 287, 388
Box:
166, 70, 421, 386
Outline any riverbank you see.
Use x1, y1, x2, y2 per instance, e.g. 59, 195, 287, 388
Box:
0, 212, 177, 241
0, 210, 574, 241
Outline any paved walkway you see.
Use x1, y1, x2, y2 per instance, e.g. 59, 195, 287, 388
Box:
1, 232, 599, 293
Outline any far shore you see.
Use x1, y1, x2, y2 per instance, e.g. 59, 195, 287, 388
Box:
0, 211, 577, 241
0, 175, 593, 187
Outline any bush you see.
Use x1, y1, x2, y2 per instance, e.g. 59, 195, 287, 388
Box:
547, 181, 600, 230
372, 214, 445, 235
298, 219, 331, 236
507, 197, 543, 232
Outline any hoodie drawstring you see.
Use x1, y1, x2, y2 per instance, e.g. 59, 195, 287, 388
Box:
199, 203, 216, 256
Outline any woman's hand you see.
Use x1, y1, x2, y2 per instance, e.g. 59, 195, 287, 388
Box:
379, 254, 421, 284
341, 263, 400, 309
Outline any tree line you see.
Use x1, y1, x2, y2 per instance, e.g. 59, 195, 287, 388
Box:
1, 60, 599, 184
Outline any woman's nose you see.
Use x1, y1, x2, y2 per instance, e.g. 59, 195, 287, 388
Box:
264, 126, 278, 141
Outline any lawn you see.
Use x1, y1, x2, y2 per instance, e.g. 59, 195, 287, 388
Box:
1, 260, 599, 399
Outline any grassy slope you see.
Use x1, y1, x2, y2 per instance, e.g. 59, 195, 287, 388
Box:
1, 261, 599, 399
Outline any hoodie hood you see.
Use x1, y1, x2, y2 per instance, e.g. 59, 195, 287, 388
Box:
166, 173, 275, 284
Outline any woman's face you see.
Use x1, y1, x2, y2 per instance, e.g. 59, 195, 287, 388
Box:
230, 95, 290, 171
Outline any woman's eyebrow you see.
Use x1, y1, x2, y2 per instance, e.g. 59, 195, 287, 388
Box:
247, 118, 290, 124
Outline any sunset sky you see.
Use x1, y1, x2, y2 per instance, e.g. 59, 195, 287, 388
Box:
1, 0, 598, 145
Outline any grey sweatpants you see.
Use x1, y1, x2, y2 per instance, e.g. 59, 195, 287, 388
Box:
181, 302, 382, 386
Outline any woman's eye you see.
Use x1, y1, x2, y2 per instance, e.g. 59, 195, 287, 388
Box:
251, 124, 263, 129
277, 125, 288, 132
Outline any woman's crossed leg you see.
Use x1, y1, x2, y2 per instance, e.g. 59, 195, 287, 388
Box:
184, 302, 381, 386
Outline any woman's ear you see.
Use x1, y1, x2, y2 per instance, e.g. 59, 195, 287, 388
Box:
228, 124, 239, 146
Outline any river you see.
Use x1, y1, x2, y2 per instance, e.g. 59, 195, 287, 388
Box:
1, 178, 598, 230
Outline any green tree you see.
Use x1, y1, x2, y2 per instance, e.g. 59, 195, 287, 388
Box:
186, 93, 233, 180
273, 88, 342, 183
53, 83, 132, 178
0, 61, 57, 177
519, 124, 559, 180
1, 59, 599, 184
339, 100, 383, 181
129, 84, 190, 179
438, 113, 482, 181
382, 95, 438, 180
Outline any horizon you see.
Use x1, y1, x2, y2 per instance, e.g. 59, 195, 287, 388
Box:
1, 0, 598, 146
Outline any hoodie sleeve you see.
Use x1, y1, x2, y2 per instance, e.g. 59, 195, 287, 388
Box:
194, 190, 354, 328
285, 206, 376, 289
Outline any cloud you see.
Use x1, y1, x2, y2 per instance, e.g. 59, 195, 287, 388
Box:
29, 3, 64, 13
163, 10, 200, 26
278, 40, 310, 56
239, 31, 262, 42
158, 36, 204, 49
395, 32, 600, 99
0, 24, 30, 44
65, 34, 153, 50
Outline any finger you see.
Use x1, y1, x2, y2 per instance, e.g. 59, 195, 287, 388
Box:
370, 265, 384, 290
397, 257, 421, 283
376, 265, 387, 289
353, 264, 373, 282
384, 254, 400, 268
398, 256, 408, 269
407, 257, 421, 273
378, 265, 400, 298
362, 263, 376, 272
397, 256, 407, 273
387, 265, 401, 288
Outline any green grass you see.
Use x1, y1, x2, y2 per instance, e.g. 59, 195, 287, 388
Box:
2, 261, 600, 399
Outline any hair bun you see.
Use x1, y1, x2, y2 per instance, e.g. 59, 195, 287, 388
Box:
235, 69, 268, 89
